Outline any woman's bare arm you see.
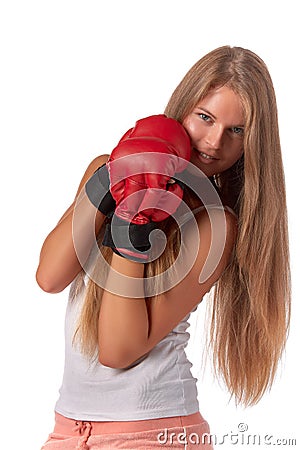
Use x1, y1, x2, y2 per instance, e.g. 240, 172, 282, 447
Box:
36, 154, 110, 293
98, 209, 237, 369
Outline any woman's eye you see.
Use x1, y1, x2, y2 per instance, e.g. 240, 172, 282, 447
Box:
198, 113, 211, 122
232, 126, 244, 135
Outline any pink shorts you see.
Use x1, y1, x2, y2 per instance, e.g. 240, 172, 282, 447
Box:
41, 411, 214, 449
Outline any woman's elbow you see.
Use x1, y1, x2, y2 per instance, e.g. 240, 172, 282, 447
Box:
98, 347, 149, 369
35, 266, 66, 293
98, 349, 140, 369
98, 351, 130, 369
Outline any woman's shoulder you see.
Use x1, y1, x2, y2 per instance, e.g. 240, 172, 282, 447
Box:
86, 154, 110, 174
74, 154, 110, 197
191, 203, 238, 264
187, 200, 238, 236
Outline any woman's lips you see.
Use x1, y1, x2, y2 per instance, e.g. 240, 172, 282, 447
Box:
194, 148, 219, 164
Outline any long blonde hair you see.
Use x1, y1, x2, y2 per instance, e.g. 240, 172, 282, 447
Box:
74, 46, 291, 406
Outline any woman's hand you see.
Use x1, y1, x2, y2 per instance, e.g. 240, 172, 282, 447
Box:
108, 114, 191, 224
103, 115, 191, 261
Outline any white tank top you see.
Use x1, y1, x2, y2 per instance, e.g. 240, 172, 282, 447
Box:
55, 204, 236, 421
55, 280, 200, 421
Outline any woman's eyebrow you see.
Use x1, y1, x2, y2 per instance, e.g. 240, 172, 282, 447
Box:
196, 106, 217, 120
196, 105, 244, 127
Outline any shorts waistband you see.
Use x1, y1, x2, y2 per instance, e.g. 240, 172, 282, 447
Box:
54, 411, 206, 436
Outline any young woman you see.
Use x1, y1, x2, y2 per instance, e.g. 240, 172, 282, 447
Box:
37, 46, 291, 449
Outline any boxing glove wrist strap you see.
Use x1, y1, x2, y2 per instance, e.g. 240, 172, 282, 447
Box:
85, 164, 116, 217
102, 216, 158, 258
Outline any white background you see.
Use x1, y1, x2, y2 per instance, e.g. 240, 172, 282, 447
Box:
1, 1, 299, 449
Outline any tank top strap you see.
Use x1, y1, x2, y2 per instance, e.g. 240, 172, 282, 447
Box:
191, 204, 237, 218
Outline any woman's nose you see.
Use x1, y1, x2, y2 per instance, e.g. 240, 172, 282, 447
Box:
205, 125, 223, 149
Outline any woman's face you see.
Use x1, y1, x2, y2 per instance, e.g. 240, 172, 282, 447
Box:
182, 86, 245, 177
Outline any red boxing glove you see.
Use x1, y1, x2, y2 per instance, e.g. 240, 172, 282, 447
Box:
107, 115, 191, 225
